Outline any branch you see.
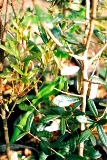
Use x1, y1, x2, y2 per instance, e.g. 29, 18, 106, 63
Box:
79, 0, 98, 157
69, 53, 84, 61
85, 0, 98, 49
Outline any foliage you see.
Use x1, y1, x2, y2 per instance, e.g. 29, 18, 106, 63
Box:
0, 0, 107, 159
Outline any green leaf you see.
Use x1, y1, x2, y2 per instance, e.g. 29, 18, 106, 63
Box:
87, 98, 98, 117
40, 115, 60, 123
0, 44, 19, 59
23, 61, 30, 75
31, 122, 37, 135
60, 118, 66, 135
54, 48, 69, 58
51, 14, 63, 24
84, 146, 101, 159
18, 103, 33, 111
89, 134, 96, 146
39, 152, 48, 160
27, 68, 38, 79
17, 96, 27, 104
35, 5, 52, 23
90, 76, 106, 85
10, 110, 34, 144
72, 100, 82, 111
93, 29, 105, 43
32, 77, 60, 104
23, 54, 41, 62
7, 38, 20, 58
21, 76, 29, 84
7, 33, 17, 44
27, 40, 41, 53
75, 48, 86, 55
79, 130, 91, 143
52, 94, 80, 107
12, 19, 19, 29
97, 124, 107, 146
36, 130, 52, 138
98, 68, 106, 79
64, 38, 80, 45
51, 106, 64, 115
38, 22, 49, 44
20, 15, 32, 28
67, 154, 86, 160
51, 27, 61, 39
10, 63, 24, 75
24, 112, 34, 132
37, 123, 46, 132
10, 27, 20, 42
69, 138, 76, 153
40, 141, 52, 155
97, 118, 107, 125
14, 124, 24, 132
63, 32, 80, 45
15, 132, 27, 142
51, 141, 66, 149
99, 102, 107, 108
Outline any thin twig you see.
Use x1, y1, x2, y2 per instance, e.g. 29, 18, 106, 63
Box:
90, 57, 99, 78
41, 22, 63, 47
7, 98, 18, 119
10, 0, 17, 19
28, 132, 41, 142
69, 53, 84, 61
0, 0, 11, 159
48, 146, 65, 159
54, 88, 83, 97
26, 97, 41, 113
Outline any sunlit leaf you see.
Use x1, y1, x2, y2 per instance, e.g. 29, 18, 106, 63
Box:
76, 115, 94, 124
52, 94, 81, 107
10, 63, 24, 75
61, 66, 80, 76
